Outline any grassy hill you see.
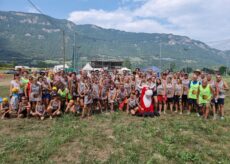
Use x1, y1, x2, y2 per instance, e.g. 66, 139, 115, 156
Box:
0, 11, 227, 69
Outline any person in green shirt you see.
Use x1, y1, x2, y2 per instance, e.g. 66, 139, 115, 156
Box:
188, 74, 200, 116
197, 79, 213, 119
20, 71, 29, 96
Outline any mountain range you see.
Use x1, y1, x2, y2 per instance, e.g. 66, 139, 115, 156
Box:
0, 11, 229, 69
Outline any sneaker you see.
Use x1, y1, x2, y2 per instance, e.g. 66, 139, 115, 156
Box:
220, 116, 225, 120
49, 116, 53, 120
197, 113, 200, 117
163, 111, 166, 114
187, 111, 191, 115
41, 116, 45, 120
175, 110, 178, 113
179, 112, 182, 115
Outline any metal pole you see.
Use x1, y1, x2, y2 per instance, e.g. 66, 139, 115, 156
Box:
62, 30, 66, 71
160, 40, 162, 72
74, 32, 76, 70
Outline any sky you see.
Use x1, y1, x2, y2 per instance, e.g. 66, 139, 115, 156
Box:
1, 0, 230, 50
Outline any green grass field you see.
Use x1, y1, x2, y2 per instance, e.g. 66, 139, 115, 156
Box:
0, 75, 230, 163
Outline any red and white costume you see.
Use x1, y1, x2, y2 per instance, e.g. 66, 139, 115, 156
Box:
137, 87, 154, 115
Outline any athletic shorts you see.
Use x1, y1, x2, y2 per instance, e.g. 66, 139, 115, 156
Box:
93, 98, 101, 104
167, 97, 174, 103
19, 107, 28, 116
174, 95, 181, 103
42, 93, 51, 99
188, 98, 197, 105
199, 103, 210, 108
182, 95, 188, 103
152, 91, 157, 97
158, 95, 167, 103
217, 98, 224, 105
211, 98, 218, 105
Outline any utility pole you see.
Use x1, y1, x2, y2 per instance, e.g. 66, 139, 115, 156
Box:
62, 30, 66, 71
73, 32, 76, 70
159, 40, 162, 73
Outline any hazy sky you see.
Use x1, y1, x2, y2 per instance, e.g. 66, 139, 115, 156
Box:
1, 0, 230, 49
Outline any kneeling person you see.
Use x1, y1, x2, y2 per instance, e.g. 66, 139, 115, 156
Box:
1, 98, 11, 119
47, 94, 61, 119
18, 96, 31, 118
32, 100, 46, 120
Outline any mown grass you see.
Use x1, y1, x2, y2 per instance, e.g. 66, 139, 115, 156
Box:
0, 76, 229, 163
0, 109, 230, 163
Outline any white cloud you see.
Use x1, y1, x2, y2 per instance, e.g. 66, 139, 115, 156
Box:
68, 0, 230, 50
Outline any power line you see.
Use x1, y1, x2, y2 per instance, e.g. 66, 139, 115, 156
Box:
27, 0, 44, 14
26, 0, 67, 70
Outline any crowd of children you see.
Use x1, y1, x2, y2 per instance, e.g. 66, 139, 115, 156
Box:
0, 68, 229, 120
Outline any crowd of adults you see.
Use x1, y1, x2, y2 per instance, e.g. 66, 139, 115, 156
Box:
0, 68, 229, 120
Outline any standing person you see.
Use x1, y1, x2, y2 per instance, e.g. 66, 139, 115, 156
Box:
117, 85, 128, 112
108, 83, 117, 112
29, 78, 42, 112
215, 74, 229, 120
207, 74, 218, 119
182, 73, 190, 111
78, 78, 86, 109
82, 83, 93, 118
166, 77, 174, 113
68, 72, 78, 100
41, 77, 52, 108
20, 71, 29, 96
197, 79, 213, 119
156, 78, 166, 114
10, 73, 22, 98
24, 76, 33, 100
100, 80, 108, 112
10, 88, 20, 115
92, 79, 102, 113
174, 79, 183, 114
151, 76, 158, 110
188, 74, 200, 116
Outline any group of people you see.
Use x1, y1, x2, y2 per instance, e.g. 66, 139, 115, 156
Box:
0, 68, 229, 120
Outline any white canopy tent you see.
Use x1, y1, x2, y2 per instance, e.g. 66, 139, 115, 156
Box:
82, 63, 94, 71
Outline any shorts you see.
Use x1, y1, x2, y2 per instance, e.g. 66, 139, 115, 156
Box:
199, 103, 210, 108
129, 105, 138, 110
174, 95, 181, 103
152, 91, 157, 97
158, 95, 167, 103
217, 98, 224, 105
182, 95, 188, 103
211, 98, 218, 105
42, 93, 51, 99
188, 98, 197, 105
51, 107, 58, 112
167, 97, 174, 103
19, 107, 28, 116
93, 98, 100, 103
